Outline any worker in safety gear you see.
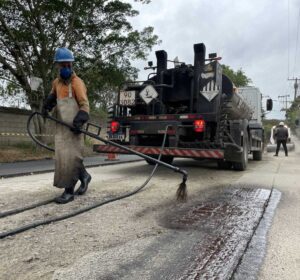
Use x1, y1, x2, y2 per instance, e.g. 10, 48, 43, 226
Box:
274, 121, 289, 157
42, 47, 92, 204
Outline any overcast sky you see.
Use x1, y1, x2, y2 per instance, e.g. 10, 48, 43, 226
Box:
128, 0, 300, 119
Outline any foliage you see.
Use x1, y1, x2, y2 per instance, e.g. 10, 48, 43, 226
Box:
91, 106, 107, 120
0, 0, 159, 113
222, 65, 252, 87
286, 97, 300, 133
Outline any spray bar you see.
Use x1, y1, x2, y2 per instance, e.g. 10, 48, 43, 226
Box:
27, 112, 188, 187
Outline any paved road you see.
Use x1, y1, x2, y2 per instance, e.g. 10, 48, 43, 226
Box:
0, 154, 141, 178
0, 150, 299, 279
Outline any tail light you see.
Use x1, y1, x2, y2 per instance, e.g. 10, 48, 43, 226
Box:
110, 121, 120, 133
193, 119, 205, 133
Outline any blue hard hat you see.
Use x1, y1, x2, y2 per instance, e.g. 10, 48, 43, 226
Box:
54, 47, 74, 62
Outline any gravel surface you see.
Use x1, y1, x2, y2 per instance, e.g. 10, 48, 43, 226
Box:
0, 153, 298, 280
0, 159, 241, 279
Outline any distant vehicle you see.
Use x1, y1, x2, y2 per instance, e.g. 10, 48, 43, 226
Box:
266, 125, 295, 152
94, 43, 272, 171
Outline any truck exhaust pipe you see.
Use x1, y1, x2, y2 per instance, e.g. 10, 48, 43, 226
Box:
156, 50, 168, 74
155, 50, 168, 112
193, 43, 206, 111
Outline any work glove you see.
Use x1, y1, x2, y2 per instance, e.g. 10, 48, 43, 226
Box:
71, 110, 89, 134
42, 94, 57, 117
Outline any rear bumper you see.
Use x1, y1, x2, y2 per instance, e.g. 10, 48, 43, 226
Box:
93, 144, 224, 159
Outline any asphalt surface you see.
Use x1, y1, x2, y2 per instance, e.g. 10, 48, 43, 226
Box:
0, 149, 299, 279
0, 154, 141, 178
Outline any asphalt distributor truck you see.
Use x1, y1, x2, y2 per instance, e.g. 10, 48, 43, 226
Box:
94, 43, 271, 171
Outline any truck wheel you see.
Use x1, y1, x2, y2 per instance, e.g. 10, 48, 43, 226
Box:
217, 161, 232, 169
146, 155, 174, 165
253, 150, 262, 161
233, 131, 249, 171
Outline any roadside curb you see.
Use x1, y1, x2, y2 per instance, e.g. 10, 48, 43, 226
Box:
0, 157, 53, 165
0, 159, 143, 179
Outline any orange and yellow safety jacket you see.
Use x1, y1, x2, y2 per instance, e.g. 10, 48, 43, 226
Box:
51, 73, 90, 113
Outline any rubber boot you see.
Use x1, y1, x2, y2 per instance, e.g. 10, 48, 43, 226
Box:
75, 169, 91, 195
55, 187, 74, 204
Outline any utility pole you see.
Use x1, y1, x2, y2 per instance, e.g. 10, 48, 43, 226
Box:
288, 77, 299, 100
278, 95, 291, 112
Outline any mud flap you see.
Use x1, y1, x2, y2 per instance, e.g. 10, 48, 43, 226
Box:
224, 145, 243, 163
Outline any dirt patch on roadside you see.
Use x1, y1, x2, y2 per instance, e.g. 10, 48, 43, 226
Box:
0, 145, 96, 163
0, 146, 53, 163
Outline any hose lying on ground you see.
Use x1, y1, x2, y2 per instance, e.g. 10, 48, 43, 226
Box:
27, 112, 188, 201
0, 124, 175, 239
0, 198, 55, 219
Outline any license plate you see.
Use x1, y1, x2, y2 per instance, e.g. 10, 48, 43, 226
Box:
108, 132, 125, 141
119, 90, 136, 106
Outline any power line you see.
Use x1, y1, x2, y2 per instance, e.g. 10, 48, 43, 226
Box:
288, 0, 290, 78
293, 7, 300, 76
288, 77, 299, 100
278, 94, 292, 111
287, 2, 300, 101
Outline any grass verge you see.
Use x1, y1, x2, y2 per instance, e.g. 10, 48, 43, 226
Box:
0, 142, 97, 163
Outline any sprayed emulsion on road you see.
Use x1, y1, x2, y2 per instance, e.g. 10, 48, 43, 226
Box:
232, 189, 281, 280
157, 186, 279, 280
52, 185, 280, 280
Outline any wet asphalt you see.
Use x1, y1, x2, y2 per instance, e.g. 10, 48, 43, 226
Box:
53, 187, 275, 280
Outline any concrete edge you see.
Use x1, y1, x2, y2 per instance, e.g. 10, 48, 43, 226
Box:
0, 159, 143, 179
0, 157, 53, 164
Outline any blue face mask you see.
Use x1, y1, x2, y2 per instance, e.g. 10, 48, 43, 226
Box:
60, 67, 72, 80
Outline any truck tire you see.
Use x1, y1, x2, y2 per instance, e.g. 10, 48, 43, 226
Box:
253, 150, 262, 161
217, 160, 232, 169
233, 130, 249, 171
146, 155, 174, 165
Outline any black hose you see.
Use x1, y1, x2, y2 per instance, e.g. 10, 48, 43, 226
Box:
27, 112, 188, 180
28, 112, 188, 200
27, 114, 54, 152
0, 198, 55, 218
0, 126, 169, 239
0, 112, 188, 239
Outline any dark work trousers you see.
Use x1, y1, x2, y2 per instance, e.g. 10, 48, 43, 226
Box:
276, 140, 288, 156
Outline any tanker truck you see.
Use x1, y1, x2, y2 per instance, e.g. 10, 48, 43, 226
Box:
94, 43, 272, 171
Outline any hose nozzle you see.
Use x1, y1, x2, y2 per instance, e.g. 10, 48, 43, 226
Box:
176, 170, 188, 202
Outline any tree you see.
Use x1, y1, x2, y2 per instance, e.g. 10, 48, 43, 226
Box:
0, 0, 159, 132
286, 97, 300, 133
222, 65, 252, 87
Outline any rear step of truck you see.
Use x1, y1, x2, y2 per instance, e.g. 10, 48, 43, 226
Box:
94, 145, 224, 159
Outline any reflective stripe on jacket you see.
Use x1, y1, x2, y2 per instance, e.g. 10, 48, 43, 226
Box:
51, 73, 90, 113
